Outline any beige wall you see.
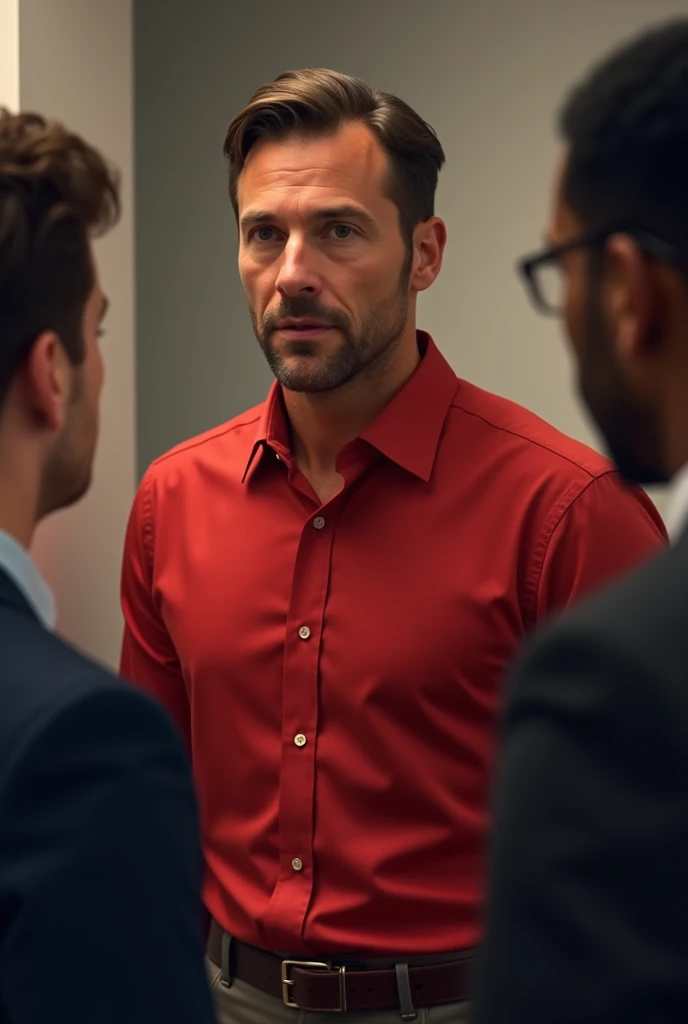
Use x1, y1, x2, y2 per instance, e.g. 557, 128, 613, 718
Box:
0, 0, 19, 108
135, 0, 682, 521
20, 0, 135, 669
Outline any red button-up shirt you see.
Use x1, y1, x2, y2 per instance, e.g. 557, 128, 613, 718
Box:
120, 334, 665, 956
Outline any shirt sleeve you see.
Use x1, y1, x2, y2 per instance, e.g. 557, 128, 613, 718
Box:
120, 472, 191, 747
532, 472, 667, 626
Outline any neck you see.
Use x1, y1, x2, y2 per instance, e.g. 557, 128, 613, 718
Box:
660, 362, 688, 480
656, 317, 688, 480
283, 328, 421, 475
0, 452, 39, 550
0, 502, 35, 550
665, 432, 688, 483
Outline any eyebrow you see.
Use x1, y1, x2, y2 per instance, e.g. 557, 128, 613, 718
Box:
240, 204, 378, 232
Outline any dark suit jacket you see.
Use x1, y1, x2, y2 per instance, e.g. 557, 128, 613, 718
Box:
475, 533, 688, 1024
0, 569, 215, 1024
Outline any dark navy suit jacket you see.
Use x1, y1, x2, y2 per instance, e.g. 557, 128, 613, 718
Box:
0, 568, 215, 1023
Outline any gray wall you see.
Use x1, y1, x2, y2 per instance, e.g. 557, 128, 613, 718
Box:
135, 0, 686, 508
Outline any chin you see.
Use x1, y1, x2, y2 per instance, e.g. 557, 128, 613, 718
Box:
277, 374, 340, 394
40, 469, 94, 520
66, 466, 94, 506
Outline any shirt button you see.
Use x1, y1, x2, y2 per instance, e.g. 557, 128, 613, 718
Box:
294, 733, 307, 747
298, 625, 311, 640
292, 857, 303, 871
313, 516, 326, 530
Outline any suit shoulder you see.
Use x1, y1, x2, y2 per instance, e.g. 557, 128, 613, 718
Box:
0, 617, 182, 790
141, 402, 266, 485
452, 379, 614, 482
526, 541, 685, 671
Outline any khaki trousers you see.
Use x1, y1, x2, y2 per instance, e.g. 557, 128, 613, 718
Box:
206, 958, 471, 1023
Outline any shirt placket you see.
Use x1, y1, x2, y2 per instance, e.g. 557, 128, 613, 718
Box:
263, 501, 338, 949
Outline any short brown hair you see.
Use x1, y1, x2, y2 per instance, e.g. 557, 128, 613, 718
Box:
223, 68, 445, 244
0, 109, 120, 406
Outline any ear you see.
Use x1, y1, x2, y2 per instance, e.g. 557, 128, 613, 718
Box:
19, 330, 72, 431
410, 217, 447, 293
604, 234, 659, 362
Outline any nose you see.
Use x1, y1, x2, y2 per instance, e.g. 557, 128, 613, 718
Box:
275, 235, 322, 298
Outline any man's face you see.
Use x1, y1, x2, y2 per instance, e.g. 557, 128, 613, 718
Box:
548, 156, 665, 485
237, 122, 414, 393
39, 260, 106, 516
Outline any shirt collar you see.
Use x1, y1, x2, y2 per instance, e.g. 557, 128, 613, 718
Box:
0, 529, 56, 628
241, 384, 291, 482
665, 461, 688, 544
242, 332, 459, 483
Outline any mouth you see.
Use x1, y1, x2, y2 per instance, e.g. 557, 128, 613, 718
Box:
276, 319, 334, 338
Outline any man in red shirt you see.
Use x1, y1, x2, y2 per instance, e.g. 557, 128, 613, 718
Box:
120, 69, 666, 1022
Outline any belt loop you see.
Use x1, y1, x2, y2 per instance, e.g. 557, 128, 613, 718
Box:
395, 963, 417, 1021
220, 931, 234, 988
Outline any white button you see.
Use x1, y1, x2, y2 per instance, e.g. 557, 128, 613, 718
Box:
298, 625, 311, 640
292, 857, 303, 871
294, 733, 307, 747
275, 452, 281, 460
313, 516, 325, 530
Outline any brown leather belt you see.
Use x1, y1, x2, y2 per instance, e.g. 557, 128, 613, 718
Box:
207, 918, 475, 1014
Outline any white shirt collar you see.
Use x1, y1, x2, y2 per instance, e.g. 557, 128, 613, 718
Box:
0, 529, 56, 629
665, 462, 688, 544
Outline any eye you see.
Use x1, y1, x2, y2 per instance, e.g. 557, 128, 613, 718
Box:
251, 226, 279, 242
328, 224, 357, 240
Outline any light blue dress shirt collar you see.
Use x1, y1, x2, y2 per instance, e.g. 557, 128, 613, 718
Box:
0, 528, 56, 629
665, 462, 688, 546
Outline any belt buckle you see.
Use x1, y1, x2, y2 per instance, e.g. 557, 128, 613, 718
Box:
281, 959, 347, 1012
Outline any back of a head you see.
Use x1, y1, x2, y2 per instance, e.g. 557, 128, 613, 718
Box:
0, 110, 120, 410
560, 19, 688, 249
224, 68, 446, 244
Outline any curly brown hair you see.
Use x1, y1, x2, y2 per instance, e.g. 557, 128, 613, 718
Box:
0, 109, 120, 405
223, 68, 445, 247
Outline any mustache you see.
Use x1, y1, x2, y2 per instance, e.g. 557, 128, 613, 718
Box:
261, 299, 350, 332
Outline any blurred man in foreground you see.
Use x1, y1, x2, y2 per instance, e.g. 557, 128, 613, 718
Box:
0, 110, 215, 1024
477, 19, 688, 1024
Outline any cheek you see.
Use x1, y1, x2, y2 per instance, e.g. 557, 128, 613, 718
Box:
96, 349, 105, 392
336, 262, 389, 303
239, 259, 270, 309
562, 272, 586, 360
85, 343, 104, 398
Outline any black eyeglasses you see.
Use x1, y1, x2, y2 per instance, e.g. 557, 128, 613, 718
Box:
518, 227, 682, 316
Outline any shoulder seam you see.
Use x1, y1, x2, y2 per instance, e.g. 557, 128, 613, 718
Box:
148, 412, 262, 470
450, 399, 606, 479
526, 470, 617, 629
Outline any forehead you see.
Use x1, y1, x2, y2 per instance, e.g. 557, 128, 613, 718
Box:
237, 122, 393, 217
83, 255, 105, 315
548, 148, 582, 242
